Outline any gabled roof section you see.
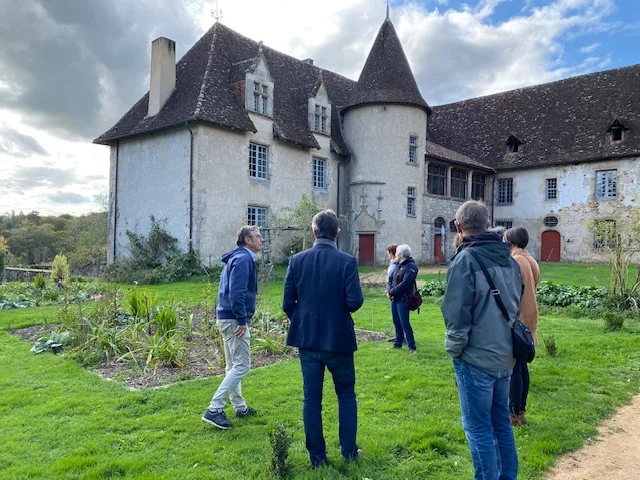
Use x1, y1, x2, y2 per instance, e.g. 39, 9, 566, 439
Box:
425, 142, 494, 171
94, 22, 355, 154
607, 118, 628, 132
429, 64, 640, 170
345, 18, 431, 114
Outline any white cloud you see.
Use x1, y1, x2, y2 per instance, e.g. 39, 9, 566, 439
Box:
581, 42, 601, 53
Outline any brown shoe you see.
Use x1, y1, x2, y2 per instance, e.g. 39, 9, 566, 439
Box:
509, 413, 522, 426
517, 412, 527, 425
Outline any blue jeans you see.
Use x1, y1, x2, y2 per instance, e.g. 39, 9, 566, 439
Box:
453, 358, 518, 480
299, 349, 359, 466
392, 300, 416, 350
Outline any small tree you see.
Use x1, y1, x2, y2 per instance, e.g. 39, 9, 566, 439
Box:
51, 253, 70, 284
591, 214, 640, 309
271, 195, 323, 258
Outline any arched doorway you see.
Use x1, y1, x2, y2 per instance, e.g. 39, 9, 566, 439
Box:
541, 230, 561, 262
434, 217, 446, 263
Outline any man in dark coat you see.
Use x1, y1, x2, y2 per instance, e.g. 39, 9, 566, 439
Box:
283, 209, 364, 468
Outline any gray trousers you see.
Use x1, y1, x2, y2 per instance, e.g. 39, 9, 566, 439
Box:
208, 319, 251, 412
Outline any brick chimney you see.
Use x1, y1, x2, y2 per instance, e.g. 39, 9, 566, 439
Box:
147, 37, 176, 117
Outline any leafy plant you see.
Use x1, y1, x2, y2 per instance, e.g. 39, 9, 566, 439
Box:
269, 421, 292, 478
419, 280, 446, 297
51, 253, 70, 285
31, 331, 71, 354
543, 335, 557, 357
32, 273, 46, 289
603, 311, 625, 331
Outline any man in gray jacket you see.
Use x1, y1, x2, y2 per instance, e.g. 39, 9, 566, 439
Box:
441, 201, 522, 480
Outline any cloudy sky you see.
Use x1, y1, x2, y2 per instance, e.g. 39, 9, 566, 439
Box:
0, 0, 638, 215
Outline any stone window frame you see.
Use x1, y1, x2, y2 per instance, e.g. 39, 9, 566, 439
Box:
249, 142, 269, 180
471, 173, 486, 201
251, 81, 271, 116
595, 169, 617, 201
593, 219, 616, 251
546, 178, 558, 201
494, 219, 513, 229
427, 163, 447, 196
247, 205, 269, 228
312, 156, 327, 190
543, 215, 559, 227
406, 186, 417, 217
408, 135, 418, 164
450, 168, 468, 199
496, 178, 514, 205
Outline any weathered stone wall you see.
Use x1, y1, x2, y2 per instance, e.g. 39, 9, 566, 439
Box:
108, 128, 191, 262
493, 156, 640, 262
193, 116, 340, 265
3, 268, 51, 283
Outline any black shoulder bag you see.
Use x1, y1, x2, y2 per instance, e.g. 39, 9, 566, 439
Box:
467, 250, 535, 364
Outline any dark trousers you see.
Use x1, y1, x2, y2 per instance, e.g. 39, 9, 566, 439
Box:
509, 360, 530, 414
299, 349, 359, 466
392, 300, 416, 350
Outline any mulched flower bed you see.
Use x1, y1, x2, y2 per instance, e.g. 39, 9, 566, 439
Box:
11, 323, 386, 390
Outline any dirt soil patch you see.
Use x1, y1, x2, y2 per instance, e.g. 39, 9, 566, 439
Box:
11, 324, 386, 390
546, 394, 640, 480
360, 266, 448, 288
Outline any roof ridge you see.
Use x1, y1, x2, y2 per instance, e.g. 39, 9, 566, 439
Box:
434, 63, 640, 108
194, 24, 220, 119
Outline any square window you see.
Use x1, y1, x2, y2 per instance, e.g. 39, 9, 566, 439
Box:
247, 206, 268, 227
546, 178, 557, 201
407, 186, 416, 216
472, 173, 486, 201
497, 178, 513, 205
595, 170, 617, 200
427, 164, 447, 196
249, 143, 269, 180
450, 168, 468, 199
313, 157, 326, 189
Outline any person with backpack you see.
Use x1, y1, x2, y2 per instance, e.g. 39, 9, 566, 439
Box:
387, 244, 418, 355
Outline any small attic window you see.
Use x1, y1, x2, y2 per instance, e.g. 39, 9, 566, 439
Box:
505, 135, 523, 153
607, 119, 627, 143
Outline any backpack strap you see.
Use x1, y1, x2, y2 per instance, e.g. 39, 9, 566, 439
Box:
467, 249, 511, 324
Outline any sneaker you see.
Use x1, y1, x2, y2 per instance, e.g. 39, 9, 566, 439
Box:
235, 406, 258, 418
387, 337, 395, 342
408, 349, 417, 355
202, 409, 233, 429
387, 345, 402, 350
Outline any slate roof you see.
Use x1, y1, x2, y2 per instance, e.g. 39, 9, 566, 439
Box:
345, 18, 431, 114
425, 142, 494, 171
94, 22, 363, 153
428, 64, 640, 170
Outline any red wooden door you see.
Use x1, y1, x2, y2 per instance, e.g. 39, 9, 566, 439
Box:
541, 230, 561, 262
434, 234, 445, 263
358, 234, 375, 265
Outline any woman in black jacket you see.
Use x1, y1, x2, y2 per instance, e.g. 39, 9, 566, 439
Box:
387, 244, 418, 354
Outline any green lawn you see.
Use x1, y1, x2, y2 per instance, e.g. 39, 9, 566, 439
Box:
1, 265, 640, 479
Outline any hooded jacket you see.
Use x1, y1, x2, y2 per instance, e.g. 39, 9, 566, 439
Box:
216, 247, 258, 325
441, 231, 522, 371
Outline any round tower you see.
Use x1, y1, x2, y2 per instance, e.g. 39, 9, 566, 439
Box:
342, 16, 431, 265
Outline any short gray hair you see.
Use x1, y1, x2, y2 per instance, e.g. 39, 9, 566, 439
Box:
236, 225, 259, 247
456, 201, 490, 235
312, 209, 339, 240
396, 244, 412, 258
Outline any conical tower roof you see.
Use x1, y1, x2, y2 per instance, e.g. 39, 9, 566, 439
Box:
345, 18, 430, 114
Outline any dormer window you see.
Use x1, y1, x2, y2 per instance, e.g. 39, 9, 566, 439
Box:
607, 119, 627, 142
245, 54, 274, 118
308, 78, 331, 135
506, 135, 523, 153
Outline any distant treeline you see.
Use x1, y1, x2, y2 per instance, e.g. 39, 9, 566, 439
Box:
0, 210, 108, 268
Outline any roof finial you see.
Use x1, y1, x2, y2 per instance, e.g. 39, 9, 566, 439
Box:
211, 0, 223, 22
386, 0, 389, 20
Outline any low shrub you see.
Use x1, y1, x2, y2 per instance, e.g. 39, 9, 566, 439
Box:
603, 311, 625, 331
33, 273, 46, 289
31, 331, 71, 354
543, 335, 557, 357
419, 280, 446, 297
536, 282, 607, 308
269, 421, 292, 478
51, 254, 70, 285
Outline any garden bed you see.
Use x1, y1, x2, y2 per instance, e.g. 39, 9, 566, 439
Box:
11, 322, 385, 389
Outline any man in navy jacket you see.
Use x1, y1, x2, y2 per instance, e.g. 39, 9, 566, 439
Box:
283, 210, 364, 467
202, 226, 262, 430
